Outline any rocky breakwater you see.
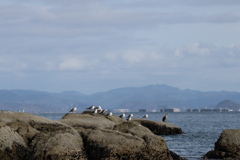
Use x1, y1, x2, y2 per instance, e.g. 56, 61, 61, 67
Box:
204, 129, 240, 159
0, 110, 184, 160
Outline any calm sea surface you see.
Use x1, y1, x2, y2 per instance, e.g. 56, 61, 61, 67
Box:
38, 112, 240, 160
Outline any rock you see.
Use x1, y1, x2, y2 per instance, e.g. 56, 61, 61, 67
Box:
0, 123, 27, 160
82, 128, 182, 160
133, 119, 183, 135
0, 111, 86, 159
113, 121, 153, 137
203, 129, 240, 159
0, 111, 184, 160
61, 113, 124, 130
29, 132, 87, 160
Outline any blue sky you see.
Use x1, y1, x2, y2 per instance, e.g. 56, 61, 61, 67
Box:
0, 0, 240, 94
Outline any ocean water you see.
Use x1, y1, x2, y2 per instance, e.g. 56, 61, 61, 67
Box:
38, 112, 240, 160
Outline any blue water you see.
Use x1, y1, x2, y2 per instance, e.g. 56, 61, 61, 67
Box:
38, 112, 240, 160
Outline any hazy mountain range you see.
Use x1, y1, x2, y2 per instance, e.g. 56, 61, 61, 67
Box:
1, 84, 240, 113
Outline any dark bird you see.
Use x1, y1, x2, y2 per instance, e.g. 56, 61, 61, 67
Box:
162, 114, 168, 122
69, 107, 77, 113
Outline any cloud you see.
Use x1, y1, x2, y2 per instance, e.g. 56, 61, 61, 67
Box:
59, 58, 90, 71
1, 0, 240, 93
174, 43, 211, 56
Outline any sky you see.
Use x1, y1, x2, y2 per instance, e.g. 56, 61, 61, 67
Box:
0, 0, 240, 94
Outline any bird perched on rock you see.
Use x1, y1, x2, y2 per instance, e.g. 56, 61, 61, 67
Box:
127, 117, 132, 121
86, 105, 95, 110
100, 109, 107, 114
126, 114, 133, 121
106, 112, 112, 116
142, 114, 148, 119
69, 107, 77, 113
93, 108, 98, 114
95, 106, 102, 111
119, 113, 125, 118
162, 114, 168, 122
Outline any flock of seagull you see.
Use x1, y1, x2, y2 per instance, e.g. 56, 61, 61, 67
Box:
69, 105, 168, 122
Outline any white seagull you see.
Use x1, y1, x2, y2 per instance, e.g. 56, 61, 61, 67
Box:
119, 113, 125, 118
106, 112, 112, 116
126, 114, 133, 120
93, 108, 98, 114
142, 114, 148, 119
69, 107, 77, 113
100, 109, 108, 114
95, 106, 102, 111
86, 105, 95, 110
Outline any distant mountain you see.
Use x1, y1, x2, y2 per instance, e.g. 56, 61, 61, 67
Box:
1, 84, 240, 112
87, 85, 240, 111
0, 89, 88, 113
216, 100, 240, 110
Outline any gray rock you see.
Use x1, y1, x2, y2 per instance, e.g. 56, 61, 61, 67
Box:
0, 111, 184, 160
204, 129, 240, 159
133, 119, 183, 135
61, 113, 123, 130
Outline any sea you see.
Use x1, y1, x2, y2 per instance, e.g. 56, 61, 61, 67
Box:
37, 111, 240, 160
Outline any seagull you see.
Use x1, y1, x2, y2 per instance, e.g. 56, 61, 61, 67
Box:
119, 113, 125, 118
96, 106, 102, 110
162, 114, 168, 122
69, 107, 77, 113
86, 105, 95, 110
98, 108, 103, 113
106, 112, 112, 116
93, 108, 98, 114
127, 114, 133, 119
95, 106, 102, 111
126, 114, 133, 120
142, 114, 148, 119
100, 109, 107, 114
127, 117, 132, 121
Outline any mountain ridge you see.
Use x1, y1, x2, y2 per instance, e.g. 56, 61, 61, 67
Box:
1, 84, 240, 112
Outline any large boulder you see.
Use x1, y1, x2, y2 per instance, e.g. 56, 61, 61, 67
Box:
203, 129, 240, 159
0, 122, 27, 160
0, 111, 184, 160
133, 119, 183, 135
82, 128, 175, 160
60, 113, 124, 130
0, 111, 87, 159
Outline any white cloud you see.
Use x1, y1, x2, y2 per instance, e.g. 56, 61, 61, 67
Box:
1, 0, 240, 93
59, 59, 86, 71
122, 51, 145, 64
175, 43, 210, 56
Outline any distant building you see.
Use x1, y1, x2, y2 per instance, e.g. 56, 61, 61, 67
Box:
113, 109, 130, 113
186, 109, 192, 112
139, 109, 146, 112
221, 108, 233, 112
163, 108, 181, 112
200, 108, 212, 112
192, 109, 200, 112
160, 109, 164, 112
150, 109, 157, 112
213, 108, 221, 112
